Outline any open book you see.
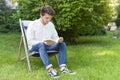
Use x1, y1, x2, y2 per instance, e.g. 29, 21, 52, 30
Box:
44, 39, 56, 45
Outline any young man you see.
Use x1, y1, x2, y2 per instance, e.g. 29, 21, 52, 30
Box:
26, 5, 76, 78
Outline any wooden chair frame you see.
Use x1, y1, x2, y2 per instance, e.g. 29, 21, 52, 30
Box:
18, 19, 59, 71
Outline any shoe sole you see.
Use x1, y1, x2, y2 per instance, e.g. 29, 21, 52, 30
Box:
51, 76, 60, 78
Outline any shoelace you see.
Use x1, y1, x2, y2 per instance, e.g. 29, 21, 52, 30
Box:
62, 68, 71, 73
62, 68, 76, 75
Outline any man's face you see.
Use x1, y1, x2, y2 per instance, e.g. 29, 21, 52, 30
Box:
41, 13, 52, 25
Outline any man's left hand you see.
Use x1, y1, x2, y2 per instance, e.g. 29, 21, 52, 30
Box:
58, 37, 64, 43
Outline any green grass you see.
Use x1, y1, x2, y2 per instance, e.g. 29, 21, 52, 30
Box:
0, 32, 120, 80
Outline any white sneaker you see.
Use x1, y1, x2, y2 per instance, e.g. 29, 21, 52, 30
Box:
60, 67, 76, 75
48, 69, 60, 78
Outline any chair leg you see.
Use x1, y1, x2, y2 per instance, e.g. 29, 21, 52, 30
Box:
55, 54, 59, 66
20, 52, 35, 60
18, 36, 23, 60
22, 36, 32, 71
26, 54, 32, 71
18, 36, 32, 71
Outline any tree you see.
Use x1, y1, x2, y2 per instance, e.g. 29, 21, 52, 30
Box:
0, 0, 18, 33
14, 0, 113, 42
114, 1, 120, 27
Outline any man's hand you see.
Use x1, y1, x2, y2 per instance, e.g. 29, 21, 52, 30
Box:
44, 41, 53, 46
58, 37, 64, 43
44, 40, 56, 46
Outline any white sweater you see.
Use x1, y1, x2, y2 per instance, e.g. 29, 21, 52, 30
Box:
26, 18, 59, 49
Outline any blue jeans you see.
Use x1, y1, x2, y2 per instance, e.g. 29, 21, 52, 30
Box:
29, 42, 67, 69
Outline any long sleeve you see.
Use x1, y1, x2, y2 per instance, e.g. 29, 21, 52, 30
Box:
26, 21, 43, 49
51, 24, 59, 43
26, 19, 60, 49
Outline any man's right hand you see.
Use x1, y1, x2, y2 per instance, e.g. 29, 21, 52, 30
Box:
44, 40, 56, 46
44, 41, 53, 46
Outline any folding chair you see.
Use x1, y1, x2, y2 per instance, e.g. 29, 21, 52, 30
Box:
18, 19, 59, 71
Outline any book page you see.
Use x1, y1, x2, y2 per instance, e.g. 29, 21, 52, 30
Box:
44, 39, 56, 45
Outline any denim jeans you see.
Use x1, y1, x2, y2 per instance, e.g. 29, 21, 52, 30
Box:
29, 42, 67, 69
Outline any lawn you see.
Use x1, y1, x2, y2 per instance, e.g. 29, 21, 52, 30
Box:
0, 32, 120, 80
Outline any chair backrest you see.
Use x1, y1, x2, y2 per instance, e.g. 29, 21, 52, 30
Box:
19, 19, 58, 57
20, 19, 33, 35
19, 19, 33, 52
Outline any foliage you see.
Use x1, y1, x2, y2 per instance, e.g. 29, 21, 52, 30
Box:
114, 3, 120, 27
0, 0, 18, 33
112, 27, 120, 38
14, 0, 113, 42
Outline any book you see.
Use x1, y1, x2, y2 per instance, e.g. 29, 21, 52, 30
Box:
44, 39, 56, 45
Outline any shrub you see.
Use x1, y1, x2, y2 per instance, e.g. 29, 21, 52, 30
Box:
0, 0, 18, 33
14, 0, 112, 42
114, 4, 120, 27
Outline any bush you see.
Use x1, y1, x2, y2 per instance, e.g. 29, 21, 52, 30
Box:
113, 28, 120, 38
14, 0, 112, 42
114, 4, 120, 27
0, 0, 18, 33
